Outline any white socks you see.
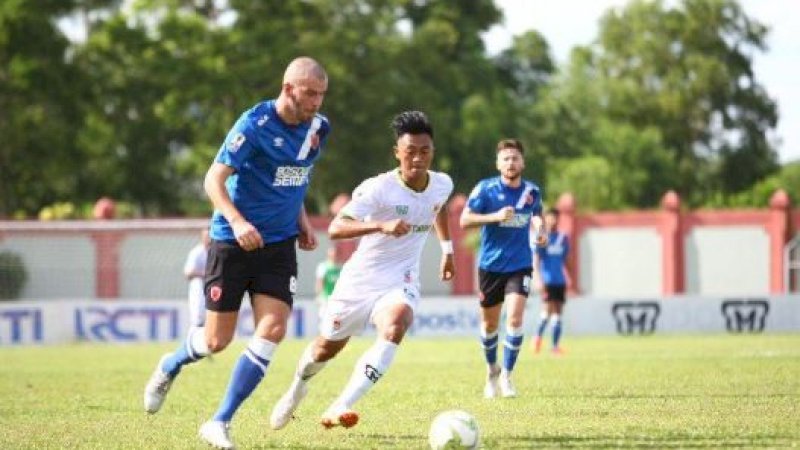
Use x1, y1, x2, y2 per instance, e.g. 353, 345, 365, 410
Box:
296, 342, 328, 381
334, 339, 398, 409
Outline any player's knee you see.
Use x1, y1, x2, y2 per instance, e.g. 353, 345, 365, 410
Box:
206, 335, 232, 353
507, 316, 524, 329
380, 322, 407, 343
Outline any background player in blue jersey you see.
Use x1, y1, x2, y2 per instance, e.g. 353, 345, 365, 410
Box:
143, 56, 330, 449
532, 208, 572, 355
460, 139, 546, 399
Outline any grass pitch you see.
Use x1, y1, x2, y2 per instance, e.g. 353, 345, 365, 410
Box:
1, 334, 798, 449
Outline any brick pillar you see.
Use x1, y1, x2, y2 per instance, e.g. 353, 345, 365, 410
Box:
556, 193, 579, 295
768, 189, 791, 294
448, 194, 474, 295
660, 191, 683, 295
90, 231, 123, 299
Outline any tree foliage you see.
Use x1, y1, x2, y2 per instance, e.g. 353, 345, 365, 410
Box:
0, 0, 786, 218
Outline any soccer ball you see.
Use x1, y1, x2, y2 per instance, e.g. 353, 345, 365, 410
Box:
428, 410, 480, 449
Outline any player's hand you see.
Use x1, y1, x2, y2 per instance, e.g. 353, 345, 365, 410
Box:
381, 219, 411, 237
232, 218, 263, 251
534, 231, 548, 247
297, 228, 318, 251
440, 254, 455, 281
495, 206, 515, 223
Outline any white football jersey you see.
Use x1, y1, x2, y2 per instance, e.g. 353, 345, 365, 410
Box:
331, 169, 453, 299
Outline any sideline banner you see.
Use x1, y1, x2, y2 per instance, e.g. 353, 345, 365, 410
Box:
1, 295, 799, 345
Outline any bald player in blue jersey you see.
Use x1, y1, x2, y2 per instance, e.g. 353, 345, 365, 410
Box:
460, 139, 546, 399
143, 56, 330, 449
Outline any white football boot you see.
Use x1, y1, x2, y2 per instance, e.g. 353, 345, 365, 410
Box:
483, 364, 501, 399
499, 369, 517, 398
269, 379, 308, 430
199, 420, 235, 449
143, 354, 174, 413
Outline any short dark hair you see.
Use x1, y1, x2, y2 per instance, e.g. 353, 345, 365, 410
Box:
547, 208, 560, 216
391, 111, 433, 139
496, 138, 524, 154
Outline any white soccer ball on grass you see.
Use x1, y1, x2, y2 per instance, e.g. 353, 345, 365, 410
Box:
428, 409, 480, 449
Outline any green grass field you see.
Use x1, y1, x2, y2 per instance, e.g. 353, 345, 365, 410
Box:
1, 335, 798, 449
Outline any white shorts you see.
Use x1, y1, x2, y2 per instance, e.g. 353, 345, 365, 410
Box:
187, 278, 206, 327
319, 284, 420, 341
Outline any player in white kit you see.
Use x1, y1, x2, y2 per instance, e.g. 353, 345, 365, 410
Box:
183, 227, 210, 328
270, 110, 455, 430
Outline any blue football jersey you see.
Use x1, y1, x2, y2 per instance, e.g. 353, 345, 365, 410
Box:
210, 100, 330, 243
467, 177, 542, 273
536, 231, 569, 285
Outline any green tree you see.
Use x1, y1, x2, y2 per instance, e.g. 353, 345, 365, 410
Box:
0, 0, 87, 217
589, 0, 779, 205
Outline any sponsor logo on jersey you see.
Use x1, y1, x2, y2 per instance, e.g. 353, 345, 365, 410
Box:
273, 137, 284, 148
227, 133, 246, 153
498, 212, 530, 228
410, 224, 431, 233
395, 205, 409, 215
273, 166, 311, 186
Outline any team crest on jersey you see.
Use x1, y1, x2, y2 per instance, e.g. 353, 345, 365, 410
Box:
273, 137, 284, 148
525, 193, 534, 205
395, 205, 409, 215
227, 133, 246, 153
256, 114, 269, 126
498, 193, 505, 201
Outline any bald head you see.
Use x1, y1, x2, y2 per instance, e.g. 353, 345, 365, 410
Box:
283, 57, 327, 84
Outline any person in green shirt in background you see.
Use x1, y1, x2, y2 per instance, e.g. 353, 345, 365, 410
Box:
315, 247, 342, 320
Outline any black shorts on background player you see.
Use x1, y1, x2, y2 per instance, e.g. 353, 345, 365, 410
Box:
544, 284, 566, 303
478, 268, 532, 308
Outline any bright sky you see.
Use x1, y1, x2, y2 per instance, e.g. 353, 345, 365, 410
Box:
483, 0, 800, 164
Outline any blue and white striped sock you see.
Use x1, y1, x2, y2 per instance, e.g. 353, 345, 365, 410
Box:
212, 336, 276, 422
480, 330, 499, 366
502, 326, 524, 372
161, 326, 209, 377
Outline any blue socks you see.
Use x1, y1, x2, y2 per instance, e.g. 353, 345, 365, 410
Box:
502, 326, 524, 372
480, 331, 499, 366
162, 327, 209, 377
552, 315, 563, 349
212, 336, 277, 422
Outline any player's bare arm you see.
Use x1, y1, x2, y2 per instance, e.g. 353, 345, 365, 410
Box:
433, 202, 455, 281
297, 205, 318, 251
531, 214, 548, 247
459, 205, 515, 229
328, 215, 411, 240
204, 162, 264, 251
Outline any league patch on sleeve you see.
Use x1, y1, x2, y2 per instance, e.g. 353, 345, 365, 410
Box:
227, 132, 246, 153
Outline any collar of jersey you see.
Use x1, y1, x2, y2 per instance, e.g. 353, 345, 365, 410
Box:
394, 168, 429, 193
